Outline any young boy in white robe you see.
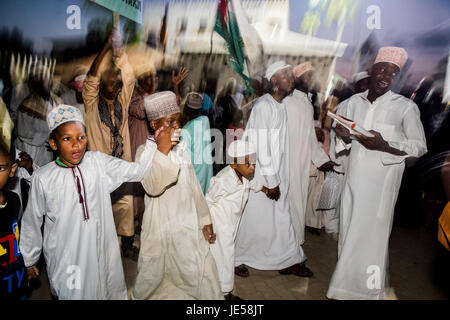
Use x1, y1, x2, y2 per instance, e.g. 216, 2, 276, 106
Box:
19, 104, 174, 300
207, 140, 269, 300
131, 91, 223, 300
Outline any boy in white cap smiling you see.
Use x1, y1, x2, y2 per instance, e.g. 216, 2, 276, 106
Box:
327, 47, 427, 299
20, 104, 173, 299
131, 91, 222, 300
206, 140, 269, 300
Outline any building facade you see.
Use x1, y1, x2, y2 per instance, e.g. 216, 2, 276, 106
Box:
143, 0, 347, 99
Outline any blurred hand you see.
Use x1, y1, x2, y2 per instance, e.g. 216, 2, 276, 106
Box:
172, 67, 189, 87
17, 151, 33, 175
262, 186, 272, 200
27, 265, 39, 286
202, 224, 216, 244
267, 186, 280, 201
355, 130, 388, 152
17, 152, 33, 169
334, 123, 352, 144
315, 127, 324, 142
318, 161, 340, 172
155, 125, 176, 155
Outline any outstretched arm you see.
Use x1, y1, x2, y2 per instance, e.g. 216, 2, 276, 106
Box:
87, 32, 113, 78
101, 126, 176, 192
172, 67, 189, 105
140, 149, 180, 197
82, 32, 113, 112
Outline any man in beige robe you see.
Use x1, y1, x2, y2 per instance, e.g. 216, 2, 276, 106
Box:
82, 31, 137, 259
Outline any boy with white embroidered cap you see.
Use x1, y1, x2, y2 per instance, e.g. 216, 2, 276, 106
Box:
132, 91, 223, 300
327, 47, 427, 299
207, 140, 270, 300
20, 104, 173, 299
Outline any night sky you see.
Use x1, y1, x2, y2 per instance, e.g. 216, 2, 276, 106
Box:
0, 0, 449, 85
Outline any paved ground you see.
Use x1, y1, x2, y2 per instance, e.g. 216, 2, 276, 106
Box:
29, 225, 449, 300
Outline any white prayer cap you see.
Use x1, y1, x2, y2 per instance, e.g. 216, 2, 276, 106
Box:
374, 46, 408, 69
227, 140, 256, 159
47, 104, 84, 133
144, 91, 180, 121
185, 92, 203, 110
293, 62, 314, 79
265, 61, 291, 81
351, 71, 370, 84
74, 74, 87, 82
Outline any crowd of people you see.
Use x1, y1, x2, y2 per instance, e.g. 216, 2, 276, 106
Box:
1, 27, 449, 301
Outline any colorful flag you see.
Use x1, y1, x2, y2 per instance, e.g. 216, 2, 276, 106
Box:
214, 0, 264, 94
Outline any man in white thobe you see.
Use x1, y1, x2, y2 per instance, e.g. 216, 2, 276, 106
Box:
285, 62, 336, 245
234, 61, 313, 277
327, 47, 427, 300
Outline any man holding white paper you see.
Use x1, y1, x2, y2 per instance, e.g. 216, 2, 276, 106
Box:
327, 47, 427, 300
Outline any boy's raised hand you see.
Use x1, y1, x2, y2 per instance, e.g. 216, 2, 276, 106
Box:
202, 224, 216, 244
172, 67, 189, 87
155, 125, 176, 155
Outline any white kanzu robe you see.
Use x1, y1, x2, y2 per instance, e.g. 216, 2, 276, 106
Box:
206, 166, 263, 293
19, 141, 157, 300
327, 90, 427, 300
234, 94, 306, 270
285, 90, 330, 244
131, 141, 223, 300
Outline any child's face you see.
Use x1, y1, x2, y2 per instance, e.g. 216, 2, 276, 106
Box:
49, 121, 87, 167
231, 154, 256, 181
0, 153, 17, 191
150, 113, 181, 131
